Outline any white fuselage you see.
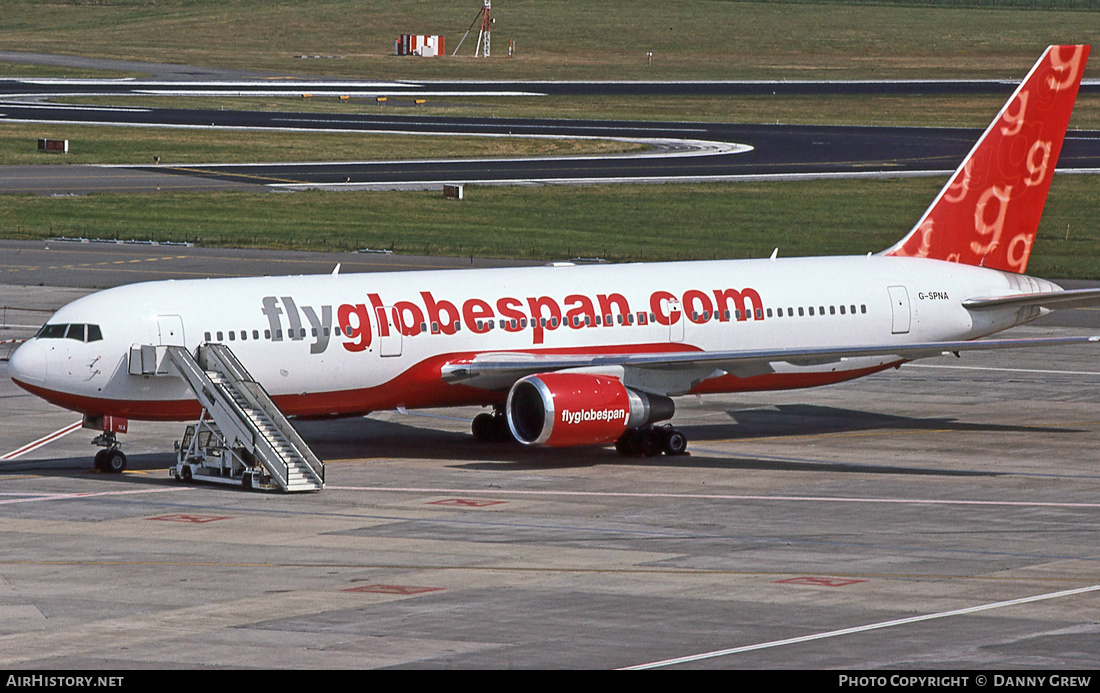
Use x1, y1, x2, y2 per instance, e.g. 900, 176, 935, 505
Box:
8, 255, 1054, 421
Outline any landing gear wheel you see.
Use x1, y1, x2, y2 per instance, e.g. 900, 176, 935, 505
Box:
615, 433, 635, 456
93, 449, 108, 471
103, 449, 127, 474
472, 411, 514, 443
615, 427, 664, 457
472, 413, 497, 442
638, 429, 661, 458
661, 428, 688, 456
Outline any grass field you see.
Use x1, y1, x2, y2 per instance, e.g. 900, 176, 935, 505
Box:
0, 122, 644, 166
1, 176, 1096, 278
2, 1, 1100, 81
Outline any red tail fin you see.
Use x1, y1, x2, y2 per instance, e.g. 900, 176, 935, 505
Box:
883, 45, 1089, 273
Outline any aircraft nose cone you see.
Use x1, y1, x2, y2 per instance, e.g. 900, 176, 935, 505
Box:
8, 339, 47, 385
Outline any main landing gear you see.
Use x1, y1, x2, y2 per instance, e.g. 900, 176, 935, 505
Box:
471, 408, 514, 443
615, 424, 688, 458
91, 431, 127, 474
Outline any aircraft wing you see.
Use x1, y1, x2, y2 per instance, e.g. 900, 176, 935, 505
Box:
440, 334, 1100, 393
963, 287, 1100, 312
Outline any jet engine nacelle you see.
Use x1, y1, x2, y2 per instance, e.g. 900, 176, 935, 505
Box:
506, 372, 674, 447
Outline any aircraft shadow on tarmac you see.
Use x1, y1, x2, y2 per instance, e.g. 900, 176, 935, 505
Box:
3, 403, 1077, 483
296, 403, 1079, 477
704, 403, 1073, 439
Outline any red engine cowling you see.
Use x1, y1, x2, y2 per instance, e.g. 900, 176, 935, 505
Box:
506, 372, 672, 447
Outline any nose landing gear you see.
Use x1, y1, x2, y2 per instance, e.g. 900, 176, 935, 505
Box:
84, 414, 129, 474
91, 431, 127, 473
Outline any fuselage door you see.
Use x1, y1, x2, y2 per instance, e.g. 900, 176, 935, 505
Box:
887, 286, 911, 334
377, 306, 402, 357
666, 298, 684, 343
157, 314, 186, 346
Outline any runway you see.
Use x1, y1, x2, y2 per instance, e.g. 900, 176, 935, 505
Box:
1, 247, 1098, 669
5, 79, 1100, 193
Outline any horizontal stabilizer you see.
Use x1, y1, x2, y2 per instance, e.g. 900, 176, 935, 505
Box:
963, 287, 1100, 311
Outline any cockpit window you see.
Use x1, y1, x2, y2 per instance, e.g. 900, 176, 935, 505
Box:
37, 324, 66, 339
36, 323, 103, 343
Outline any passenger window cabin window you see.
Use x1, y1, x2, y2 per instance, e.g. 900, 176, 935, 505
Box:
830, 306, 836, 315
204, 331, 212, 342
217, 331, 224, 341
808, 307, 815, 316
839, 305, 846, 315
254, 330, 261, 340
861, 304, 867, 314
229, 331, 235, 341
265, 329, 272, 339
755, 308, 763, 319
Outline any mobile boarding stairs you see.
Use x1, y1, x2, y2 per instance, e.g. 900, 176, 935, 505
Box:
133, 342, 324, 492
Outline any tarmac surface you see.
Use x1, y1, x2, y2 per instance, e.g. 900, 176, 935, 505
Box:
0, 246, 1098, 669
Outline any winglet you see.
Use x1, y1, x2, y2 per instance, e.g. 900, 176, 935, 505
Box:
883, 45, 1089, 273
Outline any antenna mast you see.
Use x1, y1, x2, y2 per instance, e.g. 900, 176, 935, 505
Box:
477, 1, 492, 57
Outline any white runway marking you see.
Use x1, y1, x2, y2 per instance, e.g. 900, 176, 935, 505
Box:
1, 420, 82, 461
622, 584, 1100, 669
0, 487, 190, 505
908, 364, 1100, 376
327, 485, 1100, 509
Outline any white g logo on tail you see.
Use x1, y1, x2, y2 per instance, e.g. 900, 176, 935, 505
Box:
970, 185, 1013, 256
1024, 140, 1052, 187
1000, 91, 1028, 137
1048, 45, 1085, 92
